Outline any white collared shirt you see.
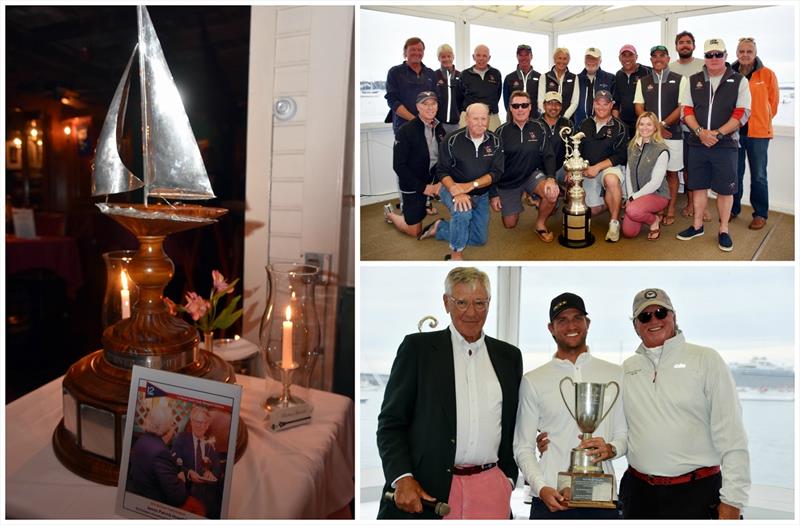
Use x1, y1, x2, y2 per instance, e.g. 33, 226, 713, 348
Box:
450, 325, 503, 467
513, 350, 627, 498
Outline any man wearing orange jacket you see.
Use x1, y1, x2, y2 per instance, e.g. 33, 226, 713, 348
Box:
730, 37, 779, 230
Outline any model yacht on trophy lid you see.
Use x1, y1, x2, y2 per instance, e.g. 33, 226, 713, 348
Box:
53, 6, 247, 485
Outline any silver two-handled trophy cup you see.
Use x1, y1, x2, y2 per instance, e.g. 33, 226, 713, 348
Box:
558, 128, 595, 248
557, 377, 620, 508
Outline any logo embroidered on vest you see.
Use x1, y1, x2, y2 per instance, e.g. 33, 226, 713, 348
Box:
528, 131, 539, 142
646, 84, 654, 91
484, 144, 494, 155
695, 81, 704, 89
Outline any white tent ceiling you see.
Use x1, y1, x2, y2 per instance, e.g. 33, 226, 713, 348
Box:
363, 4, 762, 34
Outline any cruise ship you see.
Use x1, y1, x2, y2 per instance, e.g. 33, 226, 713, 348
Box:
730, 357, 794, 400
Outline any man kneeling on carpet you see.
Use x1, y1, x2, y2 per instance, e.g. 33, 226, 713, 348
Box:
418, 103, 504, 260
576, 89, 628, 242
491, 90, 559, 243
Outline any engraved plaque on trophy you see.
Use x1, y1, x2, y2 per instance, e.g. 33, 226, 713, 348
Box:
556, 377, 620, 508
558, 129, 595, 248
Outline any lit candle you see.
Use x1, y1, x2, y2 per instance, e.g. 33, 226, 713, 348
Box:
120, 270, 131, 319
282, 305, 293, 369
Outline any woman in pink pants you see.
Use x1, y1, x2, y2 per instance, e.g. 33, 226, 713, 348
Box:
622, 112, 670, 240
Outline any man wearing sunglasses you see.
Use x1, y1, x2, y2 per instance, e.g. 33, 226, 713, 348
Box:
515, 292, 626, 519
492, 90, 558, 242
620, 288, 749, 519
677, 37, 751, 252
377, 267, 522, 519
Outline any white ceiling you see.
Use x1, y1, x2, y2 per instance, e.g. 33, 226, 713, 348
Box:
363, 4, 762, 34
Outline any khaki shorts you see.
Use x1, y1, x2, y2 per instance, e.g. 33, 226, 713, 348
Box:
582, 166, 625, 207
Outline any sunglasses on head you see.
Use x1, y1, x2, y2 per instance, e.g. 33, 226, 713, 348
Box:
510, 102, 530, 109
637, 306, 670, 323
704, 51, 724, 59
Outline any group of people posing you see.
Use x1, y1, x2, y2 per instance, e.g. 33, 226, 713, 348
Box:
383, 32, 778, 259
377, 267, 749, 519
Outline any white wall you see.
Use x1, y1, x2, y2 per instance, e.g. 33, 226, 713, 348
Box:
244, 6, 354, 390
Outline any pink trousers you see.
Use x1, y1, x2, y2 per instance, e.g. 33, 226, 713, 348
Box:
443, 466, 512, 520
622, 194, 669, 238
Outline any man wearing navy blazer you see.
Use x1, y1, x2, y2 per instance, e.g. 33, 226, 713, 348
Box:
377, 267, 523, 519
172, 405, 222, 518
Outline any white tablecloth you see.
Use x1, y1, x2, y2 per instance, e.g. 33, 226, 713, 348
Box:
5, 374, 354, 519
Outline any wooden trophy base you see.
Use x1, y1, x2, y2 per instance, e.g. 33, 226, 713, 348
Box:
557, 470, 617, 509
53, 349, 248, 486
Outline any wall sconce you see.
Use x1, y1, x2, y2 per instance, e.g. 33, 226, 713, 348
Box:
64, 126, 72, 136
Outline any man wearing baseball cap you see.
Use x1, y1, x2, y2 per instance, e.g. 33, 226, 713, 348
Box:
515, 292, 626, 519
633, 45, 688, 226
386, 91, 447, 238
677, 37, 751, 252
503, 44, 542, 120
574, 47, 616, 126
576, 89, 628, 242
620, 288, 750, 519
536, 91, 573, 186
613, 44, 651, 140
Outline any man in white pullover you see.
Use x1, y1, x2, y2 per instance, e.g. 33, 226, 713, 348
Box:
514, 292, 626, 519
620, 288, 749, 519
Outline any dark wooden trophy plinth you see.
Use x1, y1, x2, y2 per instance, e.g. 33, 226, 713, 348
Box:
53, 204, 248, 485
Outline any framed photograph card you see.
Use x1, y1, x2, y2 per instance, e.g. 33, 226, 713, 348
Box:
115, 366, 242, 519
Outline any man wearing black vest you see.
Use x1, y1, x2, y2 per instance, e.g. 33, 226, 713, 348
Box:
677, 38, 751, 252
612, 44, 651, 140
634, 45, 687, 226
503, 44, 542, 120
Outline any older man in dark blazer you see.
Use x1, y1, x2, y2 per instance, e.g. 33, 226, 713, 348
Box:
377, 267, 523, 519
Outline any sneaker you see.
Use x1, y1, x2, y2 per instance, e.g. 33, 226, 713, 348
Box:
383, 203, 393, 224
605, 219, 620, 242
718, 232, 733, 252
676, 225, 704, 240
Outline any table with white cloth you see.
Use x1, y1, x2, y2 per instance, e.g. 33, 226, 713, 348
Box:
5, 373, 354, 519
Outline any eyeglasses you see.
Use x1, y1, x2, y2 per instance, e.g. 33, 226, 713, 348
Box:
636, 307, 670, 324
738, 37, 756, 43
448, 296, 490, 312
704, 51, 725, 59
510, 102, 531, 109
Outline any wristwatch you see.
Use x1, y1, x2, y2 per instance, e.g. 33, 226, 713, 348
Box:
472, 180, 480, 189
608, 443, 617, 459
693, 126, 703, 136
660, 120, 667, 128
716, 131, 725, 141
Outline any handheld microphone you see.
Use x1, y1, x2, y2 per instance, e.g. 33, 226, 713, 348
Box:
383, 491, 451, 517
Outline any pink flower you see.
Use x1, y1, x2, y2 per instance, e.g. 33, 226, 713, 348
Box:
184, 292, 210, 321
163, 297, 178, 316
212, 270, 233, 294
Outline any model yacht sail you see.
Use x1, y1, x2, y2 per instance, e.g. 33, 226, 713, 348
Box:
91, 6, 219, 224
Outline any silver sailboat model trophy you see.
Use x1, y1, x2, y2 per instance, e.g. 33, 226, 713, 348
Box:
53, 6, 247, 485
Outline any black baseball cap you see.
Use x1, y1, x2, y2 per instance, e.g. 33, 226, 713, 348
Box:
549, 292, 588, 321
416, 91, 437, 104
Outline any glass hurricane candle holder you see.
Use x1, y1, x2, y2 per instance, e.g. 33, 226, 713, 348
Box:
258, 263, 320, 410
101, 250, 138, 329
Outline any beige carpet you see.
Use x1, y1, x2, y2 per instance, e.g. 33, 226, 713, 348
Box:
361, 193, 794, 261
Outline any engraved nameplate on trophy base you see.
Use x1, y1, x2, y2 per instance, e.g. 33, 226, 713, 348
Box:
557, 471, 617, 509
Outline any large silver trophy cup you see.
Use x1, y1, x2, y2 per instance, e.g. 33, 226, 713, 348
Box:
558, 128, 595, 248
556, 377, 620, 508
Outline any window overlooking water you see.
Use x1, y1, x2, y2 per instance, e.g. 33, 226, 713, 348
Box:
360, 9, 455, 124
677, 5, 795, 127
